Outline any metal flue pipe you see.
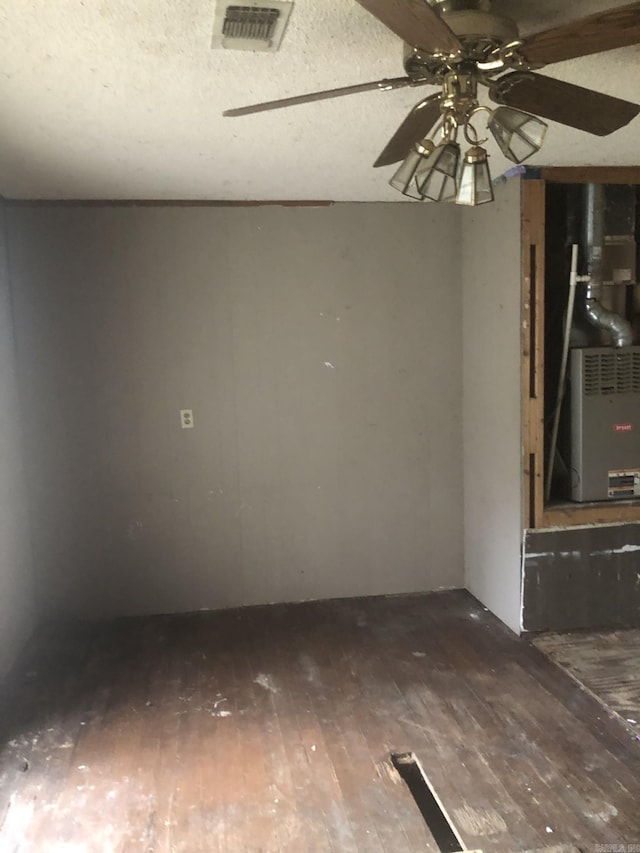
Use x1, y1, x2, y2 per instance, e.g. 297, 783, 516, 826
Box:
582, 183, 633, 347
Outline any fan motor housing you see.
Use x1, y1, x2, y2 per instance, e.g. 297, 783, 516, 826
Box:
431, 0, 491, 12
443, 10, 519, 43
404, 7, 519, 79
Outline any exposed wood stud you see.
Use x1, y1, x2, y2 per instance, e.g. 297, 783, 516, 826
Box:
541, 166, 640, 185
522, 179, 546, 529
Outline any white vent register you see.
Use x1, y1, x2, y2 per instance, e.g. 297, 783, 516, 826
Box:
212, 1, 293, 52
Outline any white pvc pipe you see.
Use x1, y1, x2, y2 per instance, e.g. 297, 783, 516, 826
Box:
545, 244, 584, 503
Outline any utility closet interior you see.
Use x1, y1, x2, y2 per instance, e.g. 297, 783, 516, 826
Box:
545, 182, 640, 505
2, 0, 640, 850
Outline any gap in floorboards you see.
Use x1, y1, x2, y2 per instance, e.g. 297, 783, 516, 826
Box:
391, 751, 467, 853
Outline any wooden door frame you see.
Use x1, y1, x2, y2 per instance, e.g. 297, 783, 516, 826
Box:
521, 166, 640, 529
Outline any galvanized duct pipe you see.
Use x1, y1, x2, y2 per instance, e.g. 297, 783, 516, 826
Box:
582, 183, 633, 348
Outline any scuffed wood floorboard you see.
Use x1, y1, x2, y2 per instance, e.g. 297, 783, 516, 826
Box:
0, 591, 639, 851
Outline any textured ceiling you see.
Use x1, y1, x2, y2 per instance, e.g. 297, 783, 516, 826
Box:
1, 0, 639, 200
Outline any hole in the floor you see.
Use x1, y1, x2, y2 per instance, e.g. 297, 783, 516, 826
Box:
391, 751, 464, 853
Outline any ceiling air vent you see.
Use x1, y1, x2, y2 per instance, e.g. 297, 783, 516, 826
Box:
212, 1, 293, 52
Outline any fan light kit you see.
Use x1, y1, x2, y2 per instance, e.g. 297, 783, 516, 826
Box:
224, 0, 640, 206
388, 90, 548, 205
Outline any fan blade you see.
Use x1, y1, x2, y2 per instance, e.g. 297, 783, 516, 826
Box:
520, 2, 640, 66
490, 72, 640, 136
224, 77, 416, 116
374, 94, 441, 167
354, 0, 462, 55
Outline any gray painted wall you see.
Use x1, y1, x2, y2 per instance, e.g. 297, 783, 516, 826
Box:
0, 204, 35, 676
462, 180, 523, 634
7, 203, 464, 618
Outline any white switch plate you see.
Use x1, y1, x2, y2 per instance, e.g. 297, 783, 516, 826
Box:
180, 409, 194, 429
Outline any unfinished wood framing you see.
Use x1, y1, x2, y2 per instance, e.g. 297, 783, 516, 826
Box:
543, 500, 640, 527
541, 166, 640, 185
521, 167, 640, 530
522, 179, 546, 529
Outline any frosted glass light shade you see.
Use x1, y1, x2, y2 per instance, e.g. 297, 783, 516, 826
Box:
488, 107, 548, 164
389, 141, 435, 200
414, 142, 460, 202
456, 146, 494, 206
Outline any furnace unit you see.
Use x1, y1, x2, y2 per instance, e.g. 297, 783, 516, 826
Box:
570, 346, 640, 501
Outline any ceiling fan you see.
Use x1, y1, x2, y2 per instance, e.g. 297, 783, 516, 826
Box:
224, 0, 640, 205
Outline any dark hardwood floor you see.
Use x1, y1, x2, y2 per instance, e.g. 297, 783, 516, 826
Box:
0, 590, 639, 852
